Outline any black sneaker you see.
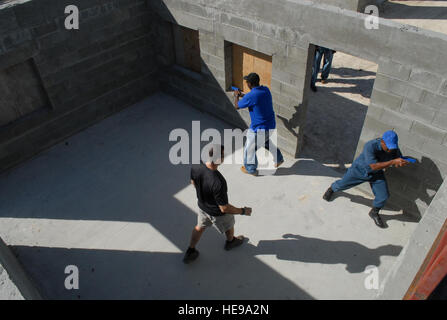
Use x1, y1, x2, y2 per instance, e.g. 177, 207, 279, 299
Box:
224, 236, 244, 251
323, 187, 334, 201
183, 248, 199, 264
310, 84, 317, 92
369, 208, 386, 229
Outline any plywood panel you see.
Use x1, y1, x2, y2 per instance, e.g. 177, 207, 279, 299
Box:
181, 27, 201, 73
232, 44, 244, 91
232, 44, 272, 93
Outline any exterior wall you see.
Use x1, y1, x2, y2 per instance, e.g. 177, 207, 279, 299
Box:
377, 179, 447, 299
0, 0, 163, 172
356, 58, 447, 217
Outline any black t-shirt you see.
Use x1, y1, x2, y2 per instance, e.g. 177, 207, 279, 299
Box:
190, 163, 228, 216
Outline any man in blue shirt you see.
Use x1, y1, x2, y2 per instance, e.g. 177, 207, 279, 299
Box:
233, 73, 284, 175
322, 131, 409, 228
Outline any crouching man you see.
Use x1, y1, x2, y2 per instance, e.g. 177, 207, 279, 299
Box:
183, 144, 253, 264
322, 130, 409, 228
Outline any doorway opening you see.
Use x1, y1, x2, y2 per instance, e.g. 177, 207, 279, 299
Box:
302, 45, 378, 173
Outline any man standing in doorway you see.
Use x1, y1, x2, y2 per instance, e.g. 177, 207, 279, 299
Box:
183, 144, 253, 264
311, 46, 336, 92
233, 73, 284, 176
322, 131, 409, 228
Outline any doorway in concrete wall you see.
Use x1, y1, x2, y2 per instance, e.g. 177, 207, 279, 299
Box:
302, 46, 378, 174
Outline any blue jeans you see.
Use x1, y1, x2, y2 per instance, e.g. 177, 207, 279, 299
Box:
331, 165, 390, 209
244, 129, 284, 173
311, 47, 334, 86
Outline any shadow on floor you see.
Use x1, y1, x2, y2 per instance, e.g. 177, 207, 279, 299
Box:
11, 243, 314, 299
274, 159, 341, 178
381, 2, 447, 20
254, 234, 402, 274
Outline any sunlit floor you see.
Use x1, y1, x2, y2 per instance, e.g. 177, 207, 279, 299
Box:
0, 93, 418, 299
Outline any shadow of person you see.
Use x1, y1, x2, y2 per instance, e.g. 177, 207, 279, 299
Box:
274, 159, 341, 178
277, 104, 302, 139
319, 78, 375, 98
252, 234, 402, 274
330, 67, 376, 78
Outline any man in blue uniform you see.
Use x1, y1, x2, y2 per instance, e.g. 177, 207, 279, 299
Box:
233, 73, 284, 176
322, 131, 409, 228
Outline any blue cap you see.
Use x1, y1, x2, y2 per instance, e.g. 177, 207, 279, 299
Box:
382, 130, 398, 150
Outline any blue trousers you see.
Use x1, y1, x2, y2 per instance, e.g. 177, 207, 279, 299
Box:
331, 166, 390, 209
244, 129, 284, 173
311, 47, 334, 86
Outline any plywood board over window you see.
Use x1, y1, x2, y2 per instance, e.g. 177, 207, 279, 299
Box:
232, 44, 272, 93
174, 25, 201, 73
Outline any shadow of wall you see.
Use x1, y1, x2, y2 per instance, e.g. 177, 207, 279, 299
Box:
0, 0, 164, 173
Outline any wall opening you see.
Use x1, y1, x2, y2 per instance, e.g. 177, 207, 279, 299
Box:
225, 42, 272, 93
172, 25, 201, 73
302, 45, 378, 173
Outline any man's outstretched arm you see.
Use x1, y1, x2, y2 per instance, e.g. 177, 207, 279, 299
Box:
369, 158, 408, 171
219, 204, 252, 216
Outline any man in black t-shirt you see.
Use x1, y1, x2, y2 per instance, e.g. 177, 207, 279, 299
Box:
183, 144, 253, 264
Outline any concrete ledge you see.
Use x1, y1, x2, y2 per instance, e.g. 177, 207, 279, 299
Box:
0, 237, 42, 300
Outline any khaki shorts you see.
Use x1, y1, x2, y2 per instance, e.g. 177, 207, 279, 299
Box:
197, 209, 235, 234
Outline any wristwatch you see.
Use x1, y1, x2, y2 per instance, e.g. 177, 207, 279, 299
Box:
241, 207, 246, 215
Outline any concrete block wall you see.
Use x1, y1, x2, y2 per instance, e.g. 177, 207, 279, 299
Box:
356, 58, 447, 217
377, 179, 447, 299
0, 0, 162, 172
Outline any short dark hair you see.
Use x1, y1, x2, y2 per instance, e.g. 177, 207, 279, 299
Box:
243, 73, 260, 87
208, 144, 224, 162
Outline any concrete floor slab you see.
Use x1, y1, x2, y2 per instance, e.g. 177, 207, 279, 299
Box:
0, 93, 418, 299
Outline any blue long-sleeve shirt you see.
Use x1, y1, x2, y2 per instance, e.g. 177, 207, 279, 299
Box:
238, 86, 276, 132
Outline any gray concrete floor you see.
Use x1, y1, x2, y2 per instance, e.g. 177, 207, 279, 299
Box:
0, 93, 417, 299
0, 263, 23, 300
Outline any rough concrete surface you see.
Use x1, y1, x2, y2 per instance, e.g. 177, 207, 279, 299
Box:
0, 93, 418, 299
0, 263, 24, 300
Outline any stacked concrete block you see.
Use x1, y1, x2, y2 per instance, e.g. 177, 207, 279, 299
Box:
0, 0, 163, 172
377, 179, 447, 299
356, 57, 447, 217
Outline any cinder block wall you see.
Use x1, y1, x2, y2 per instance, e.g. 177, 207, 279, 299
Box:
0, 0, 163, 172
357, 59, 447, 217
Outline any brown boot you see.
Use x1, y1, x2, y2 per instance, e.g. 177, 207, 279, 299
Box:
241, 166, 257, 176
